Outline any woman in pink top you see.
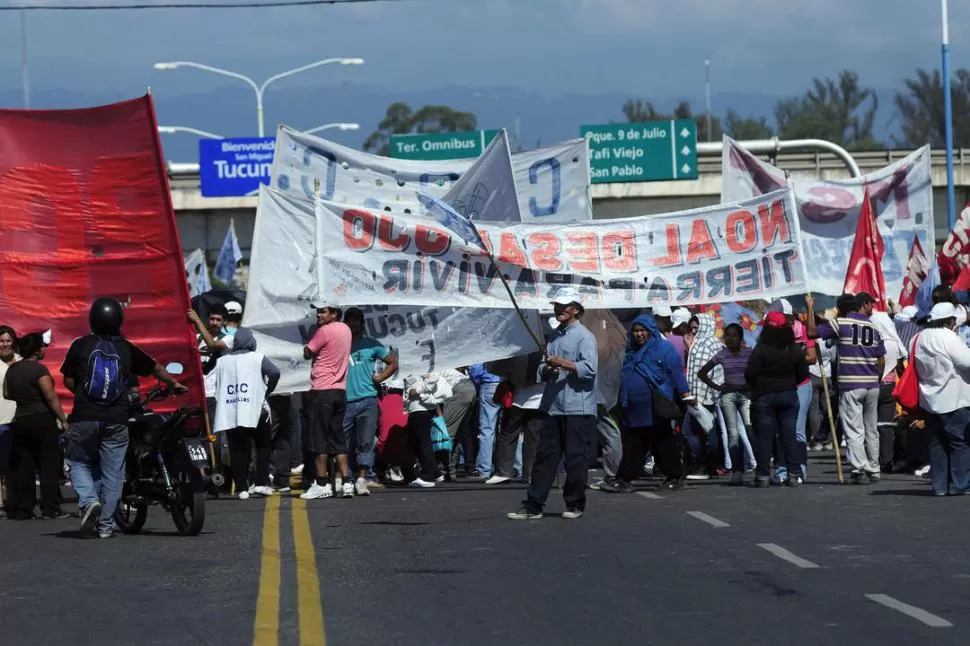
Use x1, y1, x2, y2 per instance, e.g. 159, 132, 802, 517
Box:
769, 299, 816, 483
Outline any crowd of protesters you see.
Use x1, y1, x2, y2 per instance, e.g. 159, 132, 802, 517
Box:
3, 281, 970, 525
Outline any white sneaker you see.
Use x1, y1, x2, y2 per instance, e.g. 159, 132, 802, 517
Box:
251, 485, 274, 497
290, 464, 304, 476
485, 475, 510, 485
300, 482, 333, 500
354, 477, 372, 496
238, 491, 250, 500
388, 467, 404, 482
341, 481, 355, 498
409, 478, 436, 488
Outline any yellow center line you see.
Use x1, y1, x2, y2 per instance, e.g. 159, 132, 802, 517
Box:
292, 496, 327, 646
253, 494, 281, 646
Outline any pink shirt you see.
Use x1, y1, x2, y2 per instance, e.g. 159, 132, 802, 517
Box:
307, 321, 352, 391
793, 320, 815, 386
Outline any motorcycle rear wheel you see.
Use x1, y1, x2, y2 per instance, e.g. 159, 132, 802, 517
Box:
171, 467, 206, 536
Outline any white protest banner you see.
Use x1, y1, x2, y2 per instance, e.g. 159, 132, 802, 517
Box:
721, 136, 935, 297
242, 185, 541, 393
269, 125, 591, 223
317, 186, 807, 310
184, 248, 211, 298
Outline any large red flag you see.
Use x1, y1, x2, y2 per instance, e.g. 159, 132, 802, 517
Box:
899, 234, 930, 307
0, 95, 204, 412
843, 190, 887, 310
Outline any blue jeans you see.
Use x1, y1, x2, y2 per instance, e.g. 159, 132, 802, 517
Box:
720, 391, 752, 473
475, 382, 501, 477
344, 397, 379, 474
927, 407, 970, 495
66, 421, 129, 533
752, 391, 799, 481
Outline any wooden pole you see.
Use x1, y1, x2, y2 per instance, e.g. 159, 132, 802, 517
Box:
817, 350, 844, 484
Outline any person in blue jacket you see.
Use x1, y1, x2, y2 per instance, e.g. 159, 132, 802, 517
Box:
601, 314, 695, 493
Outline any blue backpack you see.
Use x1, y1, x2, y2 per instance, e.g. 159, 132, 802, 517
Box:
82, 337, 130, 405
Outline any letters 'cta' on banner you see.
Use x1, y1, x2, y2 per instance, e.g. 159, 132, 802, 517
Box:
317, 186, 808, 310
0, 95, 204, 410
721, 136, 935, 298
269, 125, 592, 224
242, 186, 541, 394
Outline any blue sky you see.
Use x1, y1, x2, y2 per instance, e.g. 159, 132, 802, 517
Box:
0, 0, 967, 102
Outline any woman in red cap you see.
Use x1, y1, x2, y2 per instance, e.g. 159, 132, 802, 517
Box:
745, 312, 810, 488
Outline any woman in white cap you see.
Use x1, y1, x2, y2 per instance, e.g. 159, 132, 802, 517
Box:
913, 302, 970, 495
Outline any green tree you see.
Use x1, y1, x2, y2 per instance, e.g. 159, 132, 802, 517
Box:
363, 102, 478, 156
774, 70, 882, 149
894, 67, 970, 148
723, 109, 774, 139
621, 99, 722, 142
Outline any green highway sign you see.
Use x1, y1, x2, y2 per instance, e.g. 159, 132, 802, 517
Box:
580, 119, 698, 184
390, 129, 502, 161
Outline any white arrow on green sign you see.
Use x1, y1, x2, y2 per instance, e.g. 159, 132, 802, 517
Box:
580, 119, 698, 183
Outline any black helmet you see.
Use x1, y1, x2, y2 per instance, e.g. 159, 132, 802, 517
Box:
89, 298, 124, 336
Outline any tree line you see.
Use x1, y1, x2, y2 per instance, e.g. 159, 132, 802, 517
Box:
364, 68, 970, 155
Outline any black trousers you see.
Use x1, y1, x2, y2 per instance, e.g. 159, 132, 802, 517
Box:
9, 413, 62, 518
406, 410, 439, 482
227, 424, 272, 493
526, 415, 594, 512
268, 395, 292, 487
618, 422, 685, 482
493, 407, 544, 480
876, 382, 897, 467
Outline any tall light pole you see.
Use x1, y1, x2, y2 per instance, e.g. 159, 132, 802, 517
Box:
158, 125, 225, 139
704, 58, 712, 142
942, 0, 957, 230
153, 58, 365, 137
303, 122, 359, 136
20, 10, 29, 108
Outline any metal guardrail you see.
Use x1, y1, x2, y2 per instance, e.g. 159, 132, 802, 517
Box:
166, 147, 966, 184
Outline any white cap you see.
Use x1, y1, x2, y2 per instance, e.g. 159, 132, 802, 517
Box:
224, 301, 243, 315
652, 305, 673, 318
671, 308, 691, 327
768, 298, 793, 315
896, 305, 919, 322
928, 302, 957, 322
551, 287, 582, 306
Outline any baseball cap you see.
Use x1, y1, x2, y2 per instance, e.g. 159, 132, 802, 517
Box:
670, 308, 691, 328
652, 305, 673, 318
768, 298, 793, 315
761, 311, 788, 328
896, 305, 919, 322
224, 301, 243, 315
551, 287, 582, 306
929, 302, 957, 322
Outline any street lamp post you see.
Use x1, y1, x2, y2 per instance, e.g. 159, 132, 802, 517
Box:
942, 0, 957, 230
157, 125, 225, 139
302, 122, 360, 136
153, 57, 365, 137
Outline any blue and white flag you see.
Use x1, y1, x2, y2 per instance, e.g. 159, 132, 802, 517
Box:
415, 190, 486, 250
184, 248, 212, 297
214, 219, 243, 285
915, 261, 941, 318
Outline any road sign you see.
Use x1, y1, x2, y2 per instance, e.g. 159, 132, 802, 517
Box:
199, 137, 275, 198
580, 119, 698, 184
390, 129, 502, 161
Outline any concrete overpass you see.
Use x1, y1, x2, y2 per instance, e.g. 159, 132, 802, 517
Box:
171, 147, 970, 263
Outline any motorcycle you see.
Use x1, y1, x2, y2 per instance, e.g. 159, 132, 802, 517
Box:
114, 363, 212, 536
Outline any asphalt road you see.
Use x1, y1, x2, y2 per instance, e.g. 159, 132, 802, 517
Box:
2, 453, 968, 646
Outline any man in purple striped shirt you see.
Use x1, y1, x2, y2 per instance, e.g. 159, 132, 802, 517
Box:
806, 293, 886, 484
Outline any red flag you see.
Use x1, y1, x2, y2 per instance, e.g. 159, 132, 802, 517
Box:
0, 95, 205, 412
940, 202, 970, 279
843, 190, 887, 310
899, 234, 930, 307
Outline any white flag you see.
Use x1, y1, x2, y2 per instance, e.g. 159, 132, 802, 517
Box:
184, 248, 212, 297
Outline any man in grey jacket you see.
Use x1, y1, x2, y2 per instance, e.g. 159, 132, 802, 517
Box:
508, 287, 598, 520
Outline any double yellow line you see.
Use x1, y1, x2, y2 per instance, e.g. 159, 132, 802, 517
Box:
253, 493, 327, 646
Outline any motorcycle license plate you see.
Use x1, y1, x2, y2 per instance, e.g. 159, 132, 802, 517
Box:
184, 440, 210, 467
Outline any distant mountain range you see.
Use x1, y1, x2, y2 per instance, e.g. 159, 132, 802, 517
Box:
0, 83, 903, 163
